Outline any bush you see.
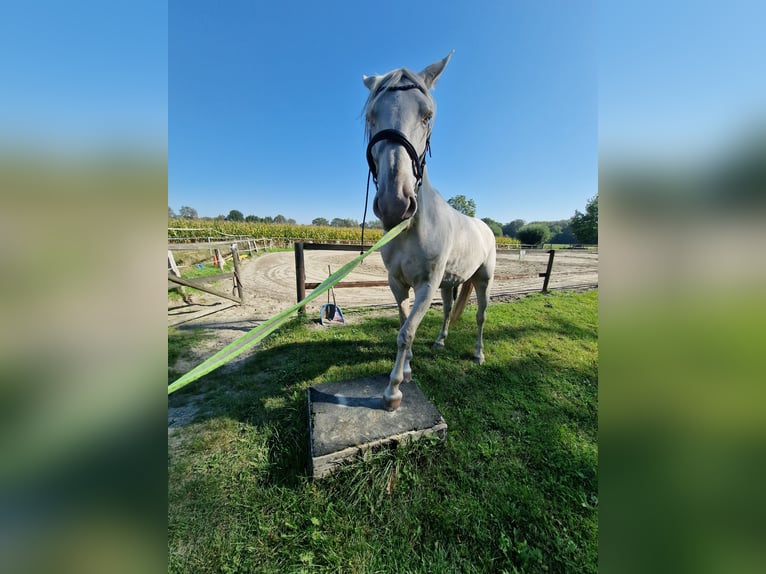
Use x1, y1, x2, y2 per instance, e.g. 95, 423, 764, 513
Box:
517, 223, 551, 246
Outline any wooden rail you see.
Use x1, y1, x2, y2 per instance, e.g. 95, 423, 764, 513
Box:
168, 244, 245, 305
293, 242, 565, 312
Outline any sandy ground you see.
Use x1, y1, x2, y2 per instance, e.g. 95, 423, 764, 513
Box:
168, 247, 598, 340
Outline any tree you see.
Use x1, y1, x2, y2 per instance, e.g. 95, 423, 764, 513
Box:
245, 215, 260, 223
550, 225, 577, 245
501, 219, 525, 238
168, 206, 176, 218
517, 223, 551, 246
570, 195, 598, 244
312, 217, 330, 226
226, 209, 244, 222
273, 214, 287, 224
363, 218, 384, 229
179, 205, 198, 219
331, 217, 359, 228
481, 217, 503, 237
447, 195, 476, 217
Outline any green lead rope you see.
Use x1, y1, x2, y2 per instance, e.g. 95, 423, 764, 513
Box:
168, 219, 410, 395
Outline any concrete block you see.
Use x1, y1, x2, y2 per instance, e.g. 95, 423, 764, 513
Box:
307, 375, 447, 478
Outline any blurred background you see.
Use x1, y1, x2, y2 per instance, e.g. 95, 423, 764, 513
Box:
599, 1, 766, 572
1, 1, 764, 573
0, 2, 167, 573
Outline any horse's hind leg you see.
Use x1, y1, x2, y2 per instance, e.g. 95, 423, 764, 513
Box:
473, 276, 492, 364
384, 282, 439, 411
433, 286, 454, 350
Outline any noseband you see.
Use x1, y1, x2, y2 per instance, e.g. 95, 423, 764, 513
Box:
366, 128, 431, 188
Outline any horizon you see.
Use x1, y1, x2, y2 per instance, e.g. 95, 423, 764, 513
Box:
166, 197, 590, 228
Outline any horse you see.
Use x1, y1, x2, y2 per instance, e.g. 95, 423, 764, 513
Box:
362, 52, 497, 411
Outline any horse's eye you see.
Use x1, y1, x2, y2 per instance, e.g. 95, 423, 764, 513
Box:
422, 113, 433, 125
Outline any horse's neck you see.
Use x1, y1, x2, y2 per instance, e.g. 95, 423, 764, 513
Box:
415, 173, 449, 224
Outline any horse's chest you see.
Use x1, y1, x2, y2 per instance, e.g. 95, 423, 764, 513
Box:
381, 248, 434, 284
382, 248, 467, 287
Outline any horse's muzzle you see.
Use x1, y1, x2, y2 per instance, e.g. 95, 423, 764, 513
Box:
373, 194, 417, 229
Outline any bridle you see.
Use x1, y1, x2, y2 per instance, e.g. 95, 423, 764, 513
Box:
365, 82, 432, 189
366, 128, 431, 189
360, 83, 433, 250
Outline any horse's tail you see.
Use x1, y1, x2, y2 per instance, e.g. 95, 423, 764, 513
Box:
449, 280, 474, 327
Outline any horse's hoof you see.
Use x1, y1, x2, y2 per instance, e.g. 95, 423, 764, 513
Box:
383, 396, 402, 411
473, 355, 485, 365
432, 341, 445, 350
403, 371, 412, 383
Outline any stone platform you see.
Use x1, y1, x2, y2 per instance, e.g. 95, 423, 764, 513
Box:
307, 375, 447, 478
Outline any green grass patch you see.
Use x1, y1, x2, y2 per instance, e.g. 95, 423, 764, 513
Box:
181, 260, 234, 279
168, 290, 598, 573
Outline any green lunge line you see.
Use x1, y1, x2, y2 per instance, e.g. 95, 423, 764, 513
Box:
168, 219, 411, 395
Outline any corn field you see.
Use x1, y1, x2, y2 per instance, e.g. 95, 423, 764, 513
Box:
168, 218, 520, 247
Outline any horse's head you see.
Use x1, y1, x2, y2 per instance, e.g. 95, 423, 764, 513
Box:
363, 52, 452, 230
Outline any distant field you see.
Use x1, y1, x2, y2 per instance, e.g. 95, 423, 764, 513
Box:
168, 218, 522, 247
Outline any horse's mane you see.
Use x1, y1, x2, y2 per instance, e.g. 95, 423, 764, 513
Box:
362, 68, 434, 142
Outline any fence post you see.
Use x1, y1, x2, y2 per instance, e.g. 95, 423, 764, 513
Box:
541, 249, 556, 293
168, 250, 192, 304
231, 244, 244, 303
214, 248, 225, 270
294, 242, 306, 314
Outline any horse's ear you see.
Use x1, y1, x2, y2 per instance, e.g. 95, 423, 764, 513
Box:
419, 51, 454, 89
363, 74, 379, 91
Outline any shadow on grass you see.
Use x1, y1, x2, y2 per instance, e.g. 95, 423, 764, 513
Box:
169, 325, 396, 485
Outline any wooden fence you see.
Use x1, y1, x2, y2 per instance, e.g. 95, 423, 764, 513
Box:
293, 243, 563, 313
168, 243, 244, 305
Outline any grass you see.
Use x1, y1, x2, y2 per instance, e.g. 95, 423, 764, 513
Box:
168, 290, 598, 573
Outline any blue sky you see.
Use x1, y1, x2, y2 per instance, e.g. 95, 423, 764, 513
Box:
599, 0, 766, 164
169, 1, 597, 225
0, 1, 167, 150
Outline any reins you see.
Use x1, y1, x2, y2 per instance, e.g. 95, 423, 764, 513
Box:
360, 170, 372, 254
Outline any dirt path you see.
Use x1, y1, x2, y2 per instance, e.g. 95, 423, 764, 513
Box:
169, 247, 597, 341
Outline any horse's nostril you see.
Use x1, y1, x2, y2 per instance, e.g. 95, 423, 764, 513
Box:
404, 196, 417, 218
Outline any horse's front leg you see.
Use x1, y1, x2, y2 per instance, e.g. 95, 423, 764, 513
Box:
433, 286, 454, 350
384, 282, 439, 411
388, 278, 413, 382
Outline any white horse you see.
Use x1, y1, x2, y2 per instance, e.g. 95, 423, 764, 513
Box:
363, 52, 496, 411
